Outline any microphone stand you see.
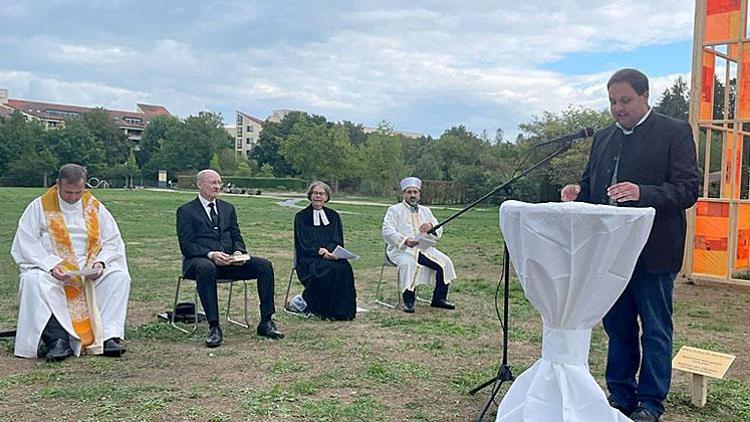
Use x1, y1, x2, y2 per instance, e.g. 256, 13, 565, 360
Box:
426, 138, 578, 421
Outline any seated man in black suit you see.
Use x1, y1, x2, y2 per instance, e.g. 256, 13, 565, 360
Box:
176, 169, 284, 347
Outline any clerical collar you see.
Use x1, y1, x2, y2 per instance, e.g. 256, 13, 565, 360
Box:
312, 208, 329, 226
616, 107, 652, 136
58, 193, 81, 211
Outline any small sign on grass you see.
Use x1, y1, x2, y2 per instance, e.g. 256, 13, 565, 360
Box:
672, 346, 736, 407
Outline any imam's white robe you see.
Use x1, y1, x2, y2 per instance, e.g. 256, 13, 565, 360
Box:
382, 202, 457, 292
11, 195, 131, 358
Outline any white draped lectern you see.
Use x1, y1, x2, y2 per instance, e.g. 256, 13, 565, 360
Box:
495, 200, 655, 421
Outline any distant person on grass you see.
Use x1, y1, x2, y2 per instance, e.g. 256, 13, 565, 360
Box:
176, 169, 284, 348
382, 177, 457, 313
11, 163, 131, 361
287, 181, 357, 320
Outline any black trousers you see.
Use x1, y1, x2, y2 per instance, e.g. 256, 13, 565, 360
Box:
183, 256, 276, 324
404, 253, 449, 304
41, 315, 68, 345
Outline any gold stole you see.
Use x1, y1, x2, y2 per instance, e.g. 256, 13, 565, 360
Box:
41, 185, 104, 354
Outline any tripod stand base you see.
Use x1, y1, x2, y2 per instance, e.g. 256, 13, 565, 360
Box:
470, 364, 514, 421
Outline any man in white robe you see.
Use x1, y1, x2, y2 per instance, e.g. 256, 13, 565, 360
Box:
11, 164, 131, 361
382, 177, 457, 313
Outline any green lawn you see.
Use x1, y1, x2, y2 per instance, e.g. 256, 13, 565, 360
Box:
0, 188, 748, 421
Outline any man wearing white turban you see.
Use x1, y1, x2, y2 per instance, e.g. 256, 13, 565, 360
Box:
381, 177, 457, 313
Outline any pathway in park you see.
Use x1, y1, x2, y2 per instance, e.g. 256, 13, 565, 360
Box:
145, 187, 485, 211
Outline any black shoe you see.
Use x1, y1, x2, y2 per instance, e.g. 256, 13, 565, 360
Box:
607, 396, 635, 415
403, 301, 415, 313
430, 298, 456, 310
103, 338, 126, 357
256, 320, 284, 340
205, 326, 222, 348
630, 407, 659, 422
45, 338, 73, 362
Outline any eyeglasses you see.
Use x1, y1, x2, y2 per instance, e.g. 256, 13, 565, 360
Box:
311, 191, 327, 197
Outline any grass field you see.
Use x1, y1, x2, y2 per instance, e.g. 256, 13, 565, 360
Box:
0, 188, 748, 421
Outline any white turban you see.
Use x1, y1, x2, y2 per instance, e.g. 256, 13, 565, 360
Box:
400, 177, 422, 191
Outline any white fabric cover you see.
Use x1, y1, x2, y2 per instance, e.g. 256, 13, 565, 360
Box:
496, 200, 655, 422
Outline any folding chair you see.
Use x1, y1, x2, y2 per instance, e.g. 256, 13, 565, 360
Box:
374, 245, 431, 309
282, 254, 312, 318
169, 276, 251, 334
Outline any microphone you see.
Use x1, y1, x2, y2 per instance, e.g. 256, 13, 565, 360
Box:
533, 127, 595, 147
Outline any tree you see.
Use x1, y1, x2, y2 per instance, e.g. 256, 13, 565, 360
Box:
516, 106, 612, 201
0, 112, 46, 176
7, 146, 58, 186
137, 115, 180, 169
655, 76, 689, 120
280, 118, 356, 191
357, 131, 408, 195
434, 126, 488, 180
46, 119, 106, 175
81, 108, 132, 169
342, 120, 368, 146
144, 112, 232, 179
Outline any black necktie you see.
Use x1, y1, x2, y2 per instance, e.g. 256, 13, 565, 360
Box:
208, 203, 218, 228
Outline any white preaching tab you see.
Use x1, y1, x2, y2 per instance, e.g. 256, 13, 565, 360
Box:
496, 200, 655, 422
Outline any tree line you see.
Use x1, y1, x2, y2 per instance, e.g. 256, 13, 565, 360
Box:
0, 77, 692, 202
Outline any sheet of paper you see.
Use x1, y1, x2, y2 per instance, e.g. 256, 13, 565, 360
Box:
414, 233, 438, 251
65, 268, 98, 277
332, 245, 359, 261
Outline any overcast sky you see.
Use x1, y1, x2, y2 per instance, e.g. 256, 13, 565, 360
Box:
0, 0, 695, 139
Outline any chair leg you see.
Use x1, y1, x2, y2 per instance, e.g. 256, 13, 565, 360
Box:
226, 280, 250, 329
282, 268, 294, 314
192, 286, 199, 334
242, 280, 250, 327
283, 269, 312, 318
374, 264, 399, 309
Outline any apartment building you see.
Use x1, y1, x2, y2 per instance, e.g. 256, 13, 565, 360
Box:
0, 88, 170, 142
234, 111, 265, 157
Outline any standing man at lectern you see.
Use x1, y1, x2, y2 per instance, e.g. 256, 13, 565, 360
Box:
561, 68, 699, 422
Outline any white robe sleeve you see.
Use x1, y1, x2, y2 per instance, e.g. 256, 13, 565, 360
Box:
93, 204, 127, 268
425, 207, 443, 239
11, 199, 63, 272
382, 205, 408, 250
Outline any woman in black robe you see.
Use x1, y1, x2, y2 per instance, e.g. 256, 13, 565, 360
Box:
293, 181, 356, 320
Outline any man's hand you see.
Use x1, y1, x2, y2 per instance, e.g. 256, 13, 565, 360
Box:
561, 184, 581, 202
607, 182, 640, 203
211, 251, 232, 266
405, 239, 419, 248
51, 264, 71, 282
419, 222, 433, 233
89, 262, 105, 281
322, 251, 338, 260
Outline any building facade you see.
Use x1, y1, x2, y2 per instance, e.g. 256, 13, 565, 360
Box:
235, 111, 265, 157
0, 88, 170, 142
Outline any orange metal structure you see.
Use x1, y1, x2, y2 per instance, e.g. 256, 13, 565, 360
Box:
686, 0, 750, 284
